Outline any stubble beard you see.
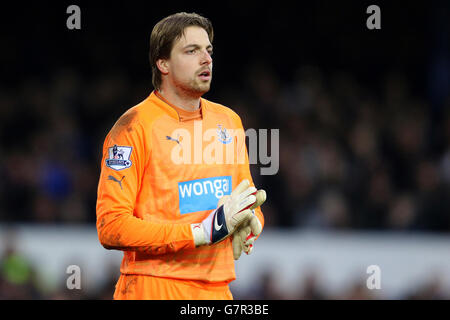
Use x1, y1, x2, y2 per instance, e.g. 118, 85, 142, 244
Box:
175, 75, 211, 99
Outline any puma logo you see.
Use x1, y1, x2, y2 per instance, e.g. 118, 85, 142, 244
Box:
108, 175, 125, 190
166, 135, 181, 145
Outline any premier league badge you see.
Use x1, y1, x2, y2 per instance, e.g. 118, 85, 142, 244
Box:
105, 145, 132, 170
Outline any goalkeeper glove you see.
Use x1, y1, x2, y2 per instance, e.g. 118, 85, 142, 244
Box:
230, 189, 266, 260
191, 179, 256, 246
205, 184, 265, 257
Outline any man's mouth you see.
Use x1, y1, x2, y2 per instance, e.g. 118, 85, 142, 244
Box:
198, 70, 211, 80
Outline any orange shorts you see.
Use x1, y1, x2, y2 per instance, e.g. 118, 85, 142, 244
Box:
113, 274, 234, 300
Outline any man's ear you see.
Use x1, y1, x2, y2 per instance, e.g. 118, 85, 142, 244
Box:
156, 59, 169, 75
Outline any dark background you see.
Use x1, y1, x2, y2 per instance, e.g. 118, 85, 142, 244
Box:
1, 2, 436, 89
0, 1, 449, 299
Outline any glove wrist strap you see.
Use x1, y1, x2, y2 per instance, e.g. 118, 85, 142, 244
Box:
191, 223, 209, 247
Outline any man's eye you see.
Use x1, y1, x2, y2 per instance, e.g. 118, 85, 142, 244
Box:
187, 49, 196, 54
208, 51, 213, 56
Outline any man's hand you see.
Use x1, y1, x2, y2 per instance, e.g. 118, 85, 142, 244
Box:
231, 189, 266, 260
191, 179, 257, 246
231, 212, 263, 259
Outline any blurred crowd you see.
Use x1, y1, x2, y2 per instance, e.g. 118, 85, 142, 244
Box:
232, 266, 450, 300
1, 62, 449, 299
0, 235, 118, 299
1, 62, 449, 231
2, 240, 449, 300
239, 63, 450, 231
0, 67, 147, 224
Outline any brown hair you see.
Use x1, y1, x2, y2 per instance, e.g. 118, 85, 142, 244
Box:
149, 12, 214, 90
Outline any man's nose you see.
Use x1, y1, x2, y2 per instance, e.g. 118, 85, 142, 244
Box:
201, 50, 212, 64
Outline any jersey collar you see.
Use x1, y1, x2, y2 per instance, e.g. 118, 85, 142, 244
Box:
149, 90, 208, 122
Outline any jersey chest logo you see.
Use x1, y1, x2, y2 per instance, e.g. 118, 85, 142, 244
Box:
178, 176, 232, 214
217, 125, 233, 144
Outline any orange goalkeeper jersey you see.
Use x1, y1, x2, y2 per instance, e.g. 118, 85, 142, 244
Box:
96, 91, 264, 283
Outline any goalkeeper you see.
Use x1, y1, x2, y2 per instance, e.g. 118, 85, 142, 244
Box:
96, 12, 266, 300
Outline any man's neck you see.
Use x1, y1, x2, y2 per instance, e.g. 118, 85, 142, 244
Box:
157, 87, 201, 112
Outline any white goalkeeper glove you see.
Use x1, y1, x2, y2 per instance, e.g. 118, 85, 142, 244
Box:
231, 189, 266, 260
216, 188, 266, 260
191, 179, 257, 246
232, 211, 262, 259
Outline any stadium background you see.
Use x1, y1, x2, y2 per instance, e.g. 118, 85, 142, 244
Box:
0, 1, 449, 299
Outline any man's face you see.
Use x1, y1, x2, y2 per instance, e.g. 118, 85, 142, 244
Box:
164, 26, 213, 96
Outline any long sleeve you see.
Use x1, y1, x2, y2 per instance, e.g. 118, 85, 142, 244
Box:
95, 110, 195, 255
